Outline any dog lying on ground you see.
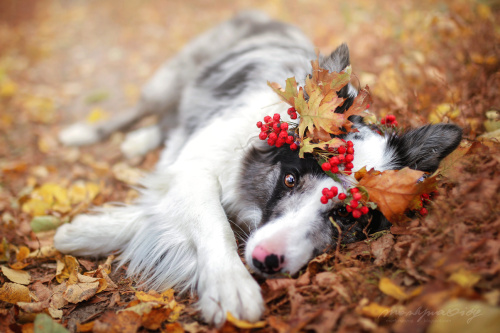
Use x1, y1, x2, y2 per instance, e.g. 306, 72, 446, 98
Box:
54, 11, 462, 325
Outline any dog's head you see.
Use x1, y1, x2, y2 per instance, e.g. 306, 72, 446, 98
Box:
236, 45, 462, 277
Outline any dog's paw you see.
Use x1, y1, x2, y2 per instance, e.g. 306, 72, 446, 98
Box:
120, 126, 162, 159
197, 265, 264, 327
58, 123, 101, 146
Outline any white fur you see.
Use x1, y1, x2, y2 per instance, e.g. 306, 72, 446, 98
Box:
58, 122, 101, 146
120, 125, 162, 158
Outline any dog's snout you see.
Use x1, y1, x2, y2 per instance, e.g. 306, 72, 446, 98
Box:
251, 245, 285, 274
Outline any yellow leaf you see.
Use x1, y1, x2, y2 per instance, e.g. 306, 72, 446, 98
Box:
379, 277, 409, 301
0, 80, 18, 98
428, 299, 500, 333
136, 289, 174, 305
86, 107, 109, 124
428, 103, 460, 124
22, 199, 51, 216
225, 312, 267, 329
56, 255, 80, 284
17, 246, 30, 262
1, 266, 31, 285
38, 183, 69, 206
359, 302, 392, 318
28, 246, 59, 259
0, 282, 32, 304
448, 268, 481, 288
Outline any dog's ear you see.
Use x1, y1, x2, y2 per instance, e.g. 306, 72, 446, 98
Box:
385, 123, 462, 173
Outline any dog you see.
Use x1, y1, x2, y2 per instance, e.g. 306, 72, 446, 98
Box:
54, 11, 462, 326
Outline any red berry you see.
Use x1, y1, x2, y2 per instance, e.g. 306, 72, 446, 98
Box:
267, 139, 275, 146
329, 157, 340, 165
279, 131, 288, 139
261, 125, 269, 132
350, 188, 359, 194
381, 118, 386, 124
256, 121, 262, 128
347, 147, 354, 154
280, 123, 289, 130
392, 121, 398, 127
276, 140, 284, 148
338, 193, 347, 200
273, 122, 281, 131
322, 188, 330, 196
346, 205, 353, 212
286, 136, 294, 144
352, 210, 362, 219
321, 162, 331, 171
269, 133, 277, 141
360, 206, 369, 215
330, 165, 339, 173
353, 192, 362, 201
290, 143, 298, 150
346, 162, 354, 169
366, 104, 370, 108
264, 116, 271, 123
338, 146, 346, 154
325, 191, 334, 199
290, 112, 297, 120
287, 107, 294, 115
330, 187, 338, 197
387, 115, 396, 122
347, 141, 354, 147
273, 113, 281, 121
320, 196, 328, 204
338, 155, 345, 163
259, 132, 268, 140
345, 154, 354, 162
420, 207, 428, 216
350, 200, 359, 208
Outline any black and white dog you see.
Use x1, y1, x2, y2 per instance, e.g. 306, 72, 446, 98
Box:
54, 11, 462, 325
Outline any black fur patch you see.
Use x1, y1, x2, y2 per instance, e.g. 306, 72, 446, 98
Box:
385, 124, 463, 173
213, 63, 256, 98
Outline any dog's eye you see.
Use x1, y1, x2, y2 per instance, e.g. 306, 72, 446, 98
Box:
337, 207, 350, 217
284, 174, 295, 188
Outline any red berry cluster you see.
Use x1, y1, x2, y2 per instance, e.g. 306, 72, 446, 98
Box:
341, 188, 370, 219
321, 187, 370, 219
321, 141, 355, 175
380, 114, 398, 127
257, 112, 298, 150
320, 186, 338, 204
287, 107, 298, 120
417, 192, 437, 216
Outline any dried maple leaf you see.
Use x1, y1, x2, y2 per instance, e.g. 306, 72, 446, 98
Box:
299, 137, 344, 158
296, 77, 347, 138
357, 167, 426, 225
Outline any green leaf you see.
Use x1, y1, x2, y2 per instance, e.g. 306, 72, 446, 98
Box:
267, 77, 297, 106
30, 215, 63, 233
34, 313, 70, 333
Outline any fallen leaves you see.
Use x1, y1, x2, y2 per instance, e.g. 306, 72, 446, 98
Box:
1, 265, 31, 285
0, 282, 32, 303
225, 312, 266, 329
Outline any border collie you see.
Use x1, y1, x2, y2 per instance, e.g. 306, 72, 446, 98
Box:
54, 11, 462, 325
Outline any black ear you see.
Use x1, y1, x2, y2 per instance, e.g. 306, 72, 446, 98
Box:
384, 124, 463, 173
320, 43, 350, 73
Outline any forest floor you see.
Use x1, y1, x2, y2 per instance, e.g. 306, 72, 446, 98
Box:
1, 0, 500, 332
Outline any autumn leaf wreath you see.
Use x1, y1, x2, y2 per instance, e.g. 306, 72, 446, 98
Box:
257, 53, 443, 226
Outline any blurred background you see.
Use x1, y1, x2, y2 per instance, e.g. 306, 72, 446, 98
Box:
0, 0, 499, 160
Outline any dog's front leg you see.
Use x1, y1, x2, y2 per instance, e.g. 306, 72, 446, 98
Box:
160, 173, 264, 326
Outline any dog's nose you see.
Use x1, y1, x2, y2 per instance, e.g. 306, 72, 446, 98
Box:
251, 245, 285, 274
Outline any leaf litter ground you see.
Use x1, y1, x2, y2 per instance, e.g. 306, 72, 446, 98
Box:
1, 0, 500, 332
